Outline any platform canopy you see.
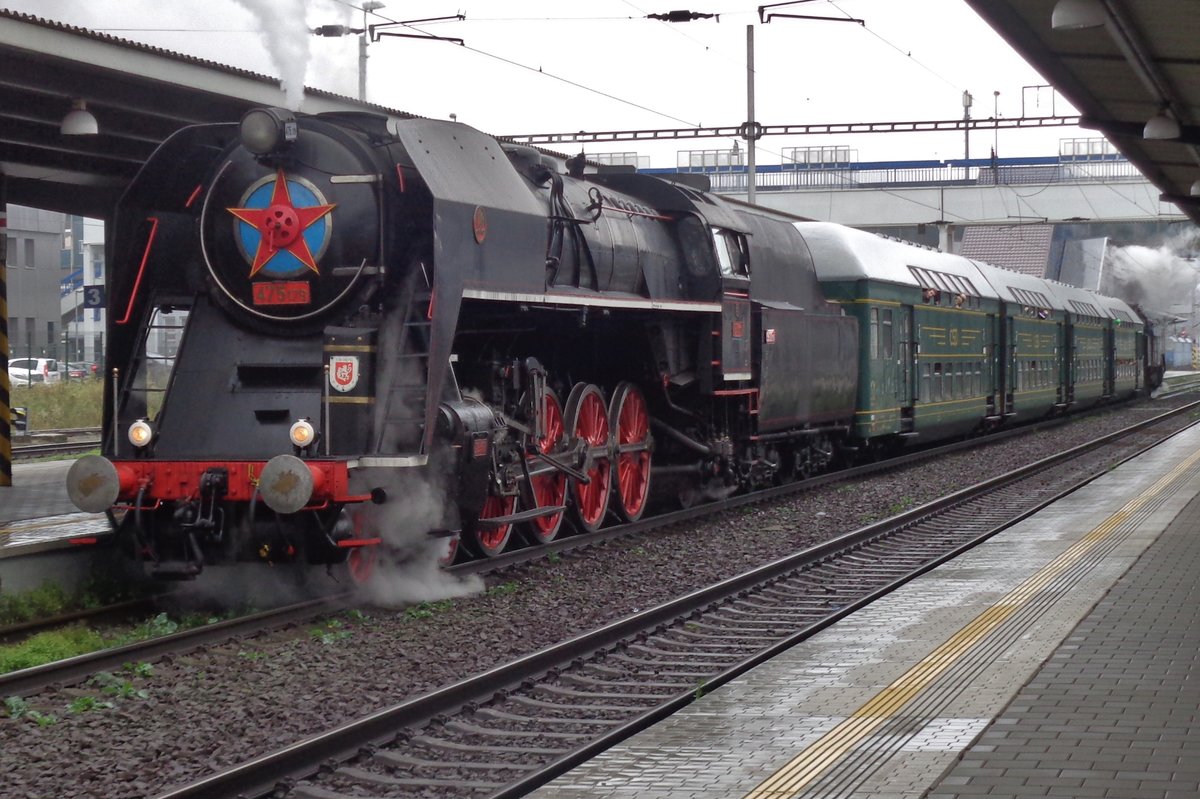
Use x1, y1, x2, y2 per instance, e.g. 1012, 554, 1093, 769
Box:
966, 0, 1200, 226
0, 8, 398, 218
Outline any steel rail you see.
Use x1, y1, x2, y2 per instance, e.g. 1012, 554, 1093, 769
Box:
0, 596, 348, 697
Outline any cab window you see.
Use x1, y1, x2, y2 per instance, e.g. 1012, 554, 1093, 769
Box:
712, 228, 748, 277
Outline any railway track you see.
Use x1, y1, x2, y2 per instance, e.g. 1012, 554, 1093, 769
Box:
0, 596, 349, 697
140, 406, 1197, 799
10, 427, 101, 460
3, 402, 1194, 694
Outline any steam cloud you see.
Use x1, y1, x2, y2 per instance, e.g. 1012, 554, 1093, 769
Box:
233, 0, 349, 110
25, 1, 358, 110
1103, 228, 1200, 323
351, 467, 484, 607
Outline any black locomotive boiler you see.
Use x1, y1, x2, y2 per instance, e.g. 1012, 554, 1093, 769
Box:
65, 108, 1156, 580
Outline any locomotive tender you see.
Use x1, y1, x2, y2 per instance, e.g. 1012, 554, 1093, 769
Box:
65, 108, 1158, 579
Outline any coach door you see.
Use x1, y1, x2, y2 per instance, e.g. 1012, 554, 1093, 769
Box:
898, 307, 915, 431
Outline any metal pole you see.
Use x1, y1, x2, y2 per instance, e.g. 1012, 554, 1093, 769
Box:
358, 31, 367, 101
746, 24, 756, 205
962, 90, 972, 160
993, 90, 1000, 157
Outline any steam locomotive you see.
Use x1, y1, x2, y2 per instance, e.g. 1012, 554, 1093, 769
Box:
65, 108, 1161, 580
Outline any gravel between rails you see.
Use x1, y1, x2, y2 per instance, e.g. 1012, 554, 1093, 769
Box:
0, 397, 1194, 799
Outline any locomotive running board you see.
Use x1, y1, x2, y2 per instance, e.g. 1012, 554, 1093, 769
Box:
348, 455, 428, 468
475, 505, 567, 529
462, 287, 722, 314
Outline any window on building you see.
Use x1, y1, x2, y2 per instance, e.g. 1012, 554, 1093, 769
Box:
5, 237, 15, 267
24, 239, 34, 268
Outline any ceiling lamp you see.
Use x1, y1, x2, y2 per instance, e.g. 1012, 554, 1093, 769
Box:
1191, 180, 1200, 197
61, 99, 98, 135
1144, 109, 1181, 140
1051, 0, 1107, 30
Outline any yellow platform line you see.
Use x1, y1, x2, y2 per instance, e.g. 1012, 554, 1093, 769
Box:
742, 445, 1200, 799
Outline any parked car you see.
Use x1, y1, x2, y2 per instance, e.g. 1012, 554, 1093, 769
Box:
62, 361, 98, 381
8, 357, 61, 387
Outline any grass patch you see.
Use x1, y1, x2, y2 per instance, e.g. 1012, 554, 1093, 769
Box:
0, 626, 107, 673
0, 577, 150, 627
9, 380, 103, 431
0, 612, 221, 676
404, 600, 452, 620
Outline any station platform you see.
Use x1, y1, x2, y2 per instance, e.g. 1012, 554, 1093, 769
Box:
0, 459, 107, 558
533, 422, 1200, 799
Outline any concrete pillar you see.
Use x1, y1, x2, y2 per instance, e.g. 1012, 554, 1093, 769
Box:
1, 172, 11, 487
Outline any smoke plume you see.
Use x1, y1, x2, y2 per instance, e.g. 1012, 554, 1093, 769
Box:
1103, 228, 1200, 319
232, 0, 322, 110
351, 467, 484, 607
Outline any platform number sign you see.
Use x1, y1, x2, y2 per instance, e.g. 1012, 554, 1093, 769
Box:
82, 285, 106, 308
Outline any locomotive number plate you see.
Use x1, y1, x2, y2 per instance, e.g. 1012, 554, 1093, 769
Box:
252, 281, 311, 306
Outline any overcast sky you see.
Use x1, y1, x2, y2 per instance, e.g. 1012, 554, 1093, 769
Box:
10, 0, 1089, 167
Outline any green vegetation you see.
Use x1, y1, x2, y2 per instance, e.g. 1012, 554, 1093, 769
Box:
4, 697, 57, 726
68, 695, 114, 714
0, 612, 217, 677
0, 577, 150, 627
0, 582, 75, 626
308, 618, 353, 644
9, 380, 103, 431
486, 580, 521, 596
404, 599, 452, 620
88, 671, 150, 700
0, 626, 107, 673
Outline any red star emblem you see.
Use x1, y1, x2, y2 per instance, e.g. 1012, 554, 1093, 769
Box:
227, 169, 335, 277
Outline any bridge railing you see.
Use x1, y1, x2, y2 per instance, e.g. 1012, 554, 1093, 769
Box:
646, 156, 1145, 194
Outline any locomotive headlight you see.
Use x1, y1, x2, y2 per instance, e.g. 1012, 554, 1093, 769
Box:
240, 107, 298, 155
127, 419, 154, 449
289, 419, 316, 448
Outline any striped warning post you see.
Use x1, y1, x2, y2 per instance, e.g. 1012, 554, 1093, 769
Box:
1, 189, 11, 488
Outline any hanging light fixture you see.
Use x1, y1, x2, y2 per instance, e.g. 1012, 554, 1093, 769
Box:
1190, 179, 1200, 197
61, 99, 98, 135
1051, 0, 1107, 30
1144, 108, 1181, 140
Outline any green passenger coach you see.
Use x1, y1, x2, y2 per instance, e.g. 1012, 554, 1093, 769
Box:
792, 221, 1150, 455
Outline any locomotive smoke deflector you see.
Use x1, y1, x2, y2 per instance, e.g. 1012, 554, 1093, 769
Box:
239, 107, 298, 156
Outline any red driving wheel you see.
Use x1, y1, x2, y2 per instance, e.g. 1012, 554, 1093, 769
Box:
526, 388, 567, 544
564, 383, 611, 532
471, 494, 517, 558
609, 382, 652, 522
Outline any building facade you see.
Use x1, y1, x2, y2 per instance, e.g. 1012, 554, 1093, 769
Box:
5, 205, 104, 368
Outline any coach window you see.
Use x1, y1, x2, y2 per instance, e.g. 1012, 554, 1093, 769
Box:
712, 228, 748, 277
880, 309, 893, 358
